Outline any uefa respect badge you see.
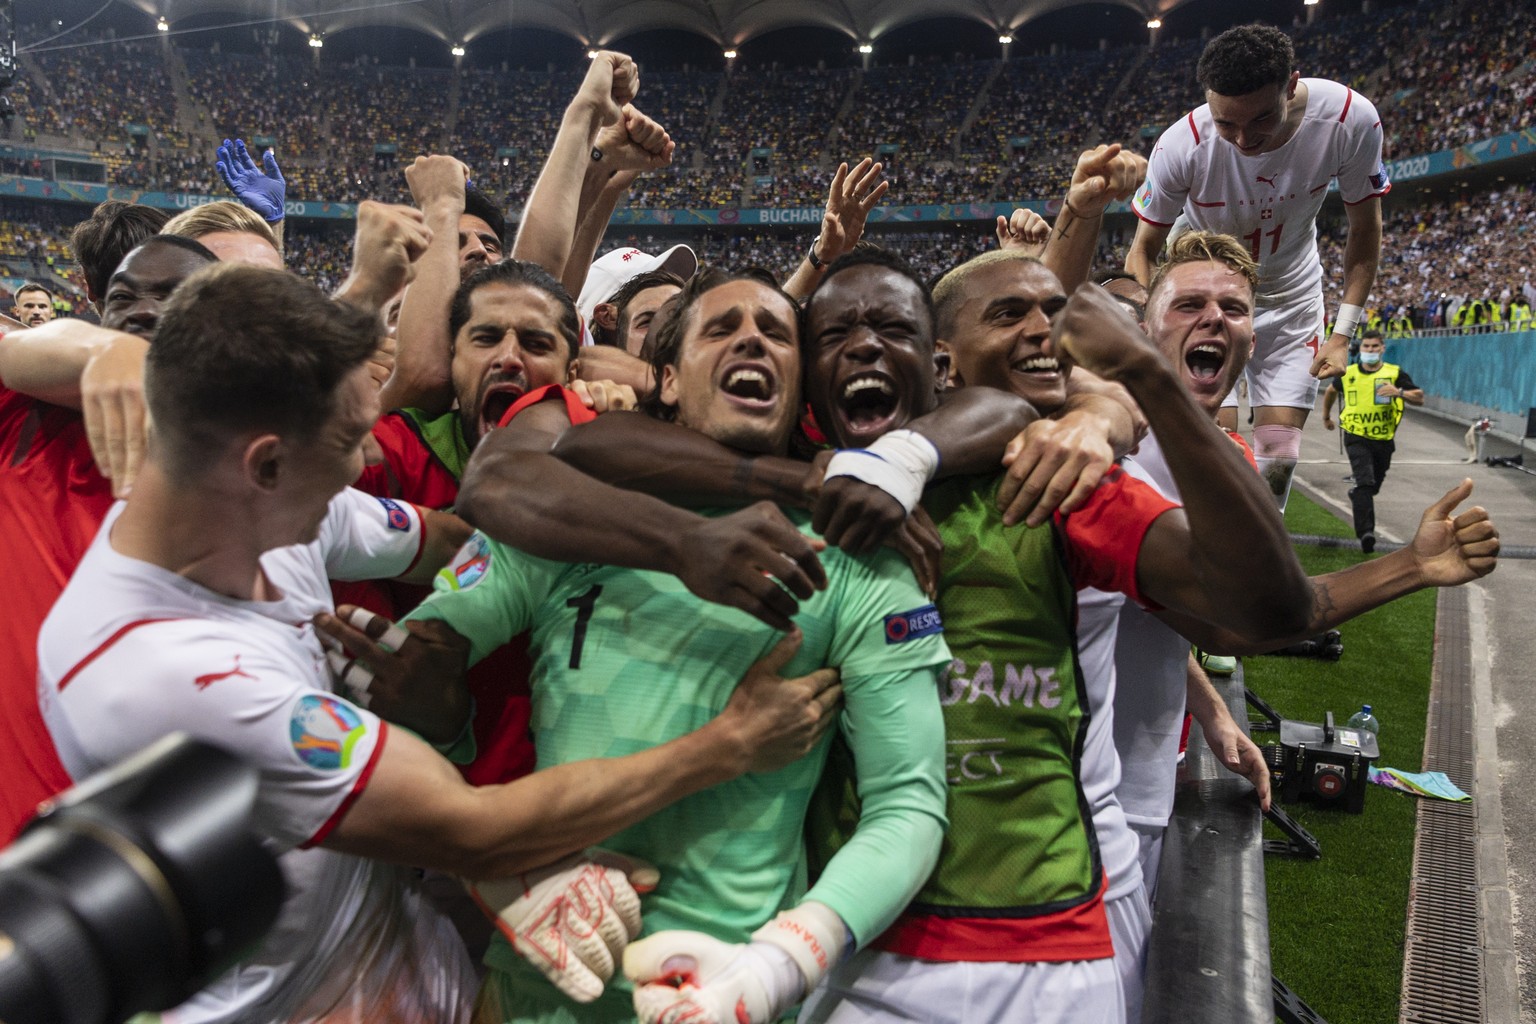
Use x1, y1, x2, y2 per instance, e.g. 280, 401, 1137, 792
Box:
884, 604, 943, 644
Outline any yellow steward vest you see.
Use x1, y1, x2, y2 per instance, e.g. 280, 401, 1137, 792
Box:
1339, 362, 1404, 440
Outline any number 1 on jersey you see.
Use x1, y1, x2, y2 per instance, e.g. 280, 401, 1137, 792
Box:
566, 585, 603, 669
1242, 222, 1284, 260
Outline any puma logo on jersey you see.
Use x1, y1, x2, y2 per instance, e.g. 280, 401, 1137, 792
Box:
1255, 173, 1278, 188
194, 655, 256, 689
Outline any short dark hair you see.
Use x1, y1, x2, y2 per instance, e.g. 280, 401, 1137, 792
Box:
806, 248, 936, 360
113, 234, 219, 282
14, 280, 53, 303
146, 264, 379, 480
448, 259, 580, 360
641, 266, 795, 421
70, 201, 172, 302
1196, 24, 1295, 97
1362, 329, 1385, 342
932, 250, 1044, 339
462, 185, 507, 251
605, 269, 686, 348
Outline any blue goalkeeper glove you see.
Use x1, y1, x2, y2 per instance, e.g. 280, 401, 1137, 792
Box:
216, 137, 286, 223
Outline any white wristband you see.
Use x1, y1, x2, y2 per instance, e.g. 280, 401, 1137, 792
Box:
1333, 303, 1364, 338
821, 429, 940, 514
751, 901, 848, 994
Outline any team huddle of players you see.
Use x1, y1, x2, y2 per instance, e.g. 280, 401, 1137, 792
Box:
0, 22, 1503, 1024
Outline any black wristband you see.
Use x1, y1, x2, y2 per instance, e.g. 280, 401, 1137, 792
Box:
808, 234, 826, 270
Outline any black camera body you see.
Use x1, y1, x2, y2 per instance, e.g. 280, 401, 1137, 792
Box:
0, 736, 284, 1024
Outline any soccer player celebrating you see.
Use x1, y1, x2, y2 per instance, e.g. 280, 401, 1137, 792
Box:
1126, 23, 1390, 509
383, 269, 954, 1024
37, 264, 841, 1023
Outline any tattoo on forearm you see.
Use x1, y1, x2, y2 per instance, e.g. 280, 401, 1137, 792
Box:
1309, 579, 1340, 633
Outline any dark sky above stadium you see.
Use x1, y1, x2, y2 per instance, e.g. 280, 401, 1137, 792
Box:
23, 0, 1421, 71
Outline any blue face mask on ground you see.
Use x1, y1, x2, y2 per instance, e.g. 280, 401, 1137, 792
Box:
1360, 352, 1383, 367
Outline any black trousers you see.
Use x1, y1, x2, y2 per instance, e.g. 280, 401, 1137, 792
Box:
1344, 432, 1395, 537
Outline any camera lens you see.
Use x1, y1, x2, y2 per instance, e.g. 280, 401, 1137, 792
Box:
0, 737, 283, 1024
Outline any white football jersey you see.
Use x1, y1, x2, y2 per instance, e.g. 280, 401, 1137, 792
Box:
1110, 436, 1195, 829
1133, 78, 1390, 308
35, 487, 471, 1024
1075, 585, 1144, 902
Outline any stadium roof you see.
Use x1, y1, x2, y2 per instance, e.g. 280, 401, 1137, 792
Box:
117, 0, 1185, 48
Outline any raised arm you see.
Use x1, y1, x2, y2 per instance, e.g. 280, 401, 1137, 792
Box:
512, 52, 642, 277
1311, 196, 1383, 379
1051, 284, 1311, 637
334, 200, 432, 317
1164, 479, 1498, 655
385, 158, 469, 414
560, 106, 675, 299
1125, 218, 1172, 288
1040, 143, 1146, 294
783, 159, 888, 301
216, 137, 286, 256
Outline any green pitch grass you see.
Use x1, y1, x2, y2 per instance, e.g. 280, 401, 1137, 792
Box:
1247, 492, 1434, 1024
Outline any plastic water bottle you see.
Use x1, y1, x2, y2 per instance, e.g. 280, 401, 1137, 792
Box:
1346, 704, 1380, 739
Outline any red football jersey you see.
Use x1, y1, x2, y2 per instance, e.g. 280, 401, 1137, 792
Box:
0, 387, 113, 841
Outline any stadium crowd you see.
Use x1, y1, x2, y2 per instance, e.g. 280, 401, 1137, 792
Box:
7, 0, 1534, 213
1318, 183, 1536, 331
0, 7, 1520, 1024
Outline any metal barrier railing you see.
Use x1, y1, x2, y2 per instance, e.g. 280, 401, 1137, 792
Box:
1386, 322, 1533, 340
1143, 668, 1274, 1024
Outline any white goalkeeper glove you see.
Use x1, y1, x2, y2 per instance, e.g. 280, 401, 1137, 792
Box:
625, 902, 847, 1024
468, 849, 658, 1003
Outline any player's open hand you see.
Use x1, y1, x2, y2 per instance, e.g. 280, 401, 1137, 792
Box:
673, 502, 827, 631
1202, 711, 1273, 810
81, 331, 150, 499
718, 629, 842, 774
216, 138, 285, 223
314, 605, 472, 744
1408, 478, 1500, 586
997, 410, 1115, 527
820, 158, 888, 260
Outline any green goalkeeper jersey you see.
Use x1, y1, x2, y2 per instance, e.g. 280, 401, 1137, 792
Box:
407, 510, 949, 1023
